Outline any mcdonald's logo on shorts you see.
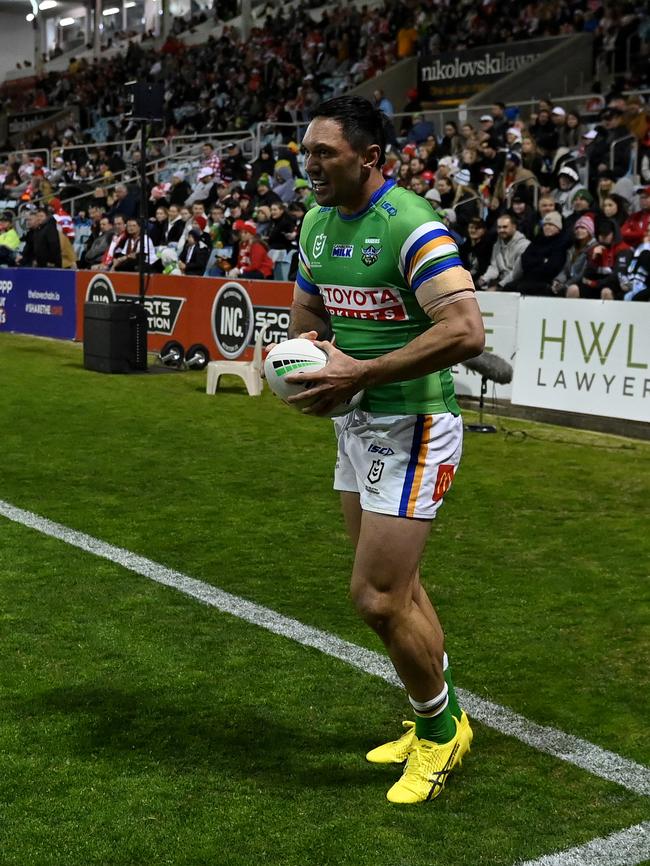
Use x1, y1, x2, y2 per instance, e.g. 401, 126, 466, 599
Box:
433, 464, 455, 502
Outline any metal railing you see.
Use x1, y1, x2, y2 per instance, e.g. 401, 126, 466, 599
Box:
3, 129, 258, 220
609, 133, 638, 174
1, 130, 256, 173
0, 147, 50, 166
506, 179, 540, 210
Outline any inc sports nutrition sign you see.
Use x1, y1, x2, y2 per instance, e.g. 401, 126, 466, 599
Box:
418, 36, 567, 104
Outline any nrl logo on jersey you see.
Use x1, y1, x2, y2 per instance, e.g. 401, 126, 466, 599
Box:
361, 238, 382, 267
312, 233, 327, 259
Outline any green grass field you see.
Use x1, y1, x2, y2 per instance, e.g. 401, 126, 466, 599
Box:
0, 332, 648, 866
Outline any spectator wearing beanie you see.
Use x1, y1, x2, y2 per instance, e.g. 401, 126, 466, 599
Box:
503, 210, 570, 296
228, 220, 273, 279
553, 215, 598, 296
190, 213, 211, 247
168, 170, 192, 207
564, 188, 596, 235
505, 126, 523, 153
621, 187, 650, 248
255, 174, 282, 209
554, 165, 581, 218
568, 217, 633, 299
424, 187, 442, 210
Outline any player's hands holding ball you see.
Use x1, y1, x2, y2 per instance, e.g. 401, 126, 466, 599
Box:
263, 332, 366, 417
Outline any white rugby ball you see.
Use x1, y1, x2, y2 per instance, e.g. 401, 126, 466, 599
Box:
263, 338, 363, 417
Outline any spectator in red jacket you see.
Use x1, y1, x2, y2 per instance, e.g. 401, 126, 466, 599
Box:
228, 220, 273, 279
621, 187, 650, 248
49, 196, 74, 239
567, 218, 632, 299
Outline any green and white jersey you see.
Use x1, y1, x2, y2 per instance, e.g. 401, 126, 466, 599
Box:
297, 179, 463, 415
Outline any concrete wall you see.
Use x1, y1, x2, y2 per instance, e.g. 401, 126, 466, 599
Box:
464, 33, 594, 122
0, 12, 37, 84
348, 57, 418, 112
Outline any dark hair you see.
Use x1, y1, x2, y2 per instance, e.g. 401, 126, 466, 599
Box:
602, 192, 628, 218
596, 217, 616, 236
310, 96, 387, 167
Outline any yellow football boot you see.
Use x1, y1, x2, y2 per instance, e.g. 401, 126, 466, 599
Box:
366, 710, 473, 764
386, 716, 465, 804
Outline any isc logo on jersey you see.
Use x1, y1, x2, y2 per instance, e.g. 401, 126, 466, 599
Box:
320, 285, 407, 321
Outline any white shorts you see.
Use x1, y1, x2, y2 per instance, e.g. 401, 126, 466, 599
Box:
333, 410, 463, 520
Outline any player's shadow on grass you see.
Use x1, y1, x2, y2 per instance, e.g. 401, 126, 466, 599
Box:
17, 685, 384, 788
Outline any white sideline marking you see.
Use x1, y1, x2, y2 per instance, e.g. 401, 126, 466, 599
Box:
517, 821, 650, 866
1, 498, 649, 804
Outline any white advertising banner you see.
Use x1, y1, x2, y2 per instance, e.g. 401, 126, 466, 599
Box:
511, 297, 650, 423
451, 292, 519, 399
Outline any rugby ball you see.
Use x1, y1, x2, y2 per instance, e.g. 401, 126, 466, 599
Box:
263, 338, 363, 417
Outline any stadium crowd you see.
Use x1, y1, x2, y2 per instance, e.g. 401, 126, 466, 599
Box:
0, 0, 649, 299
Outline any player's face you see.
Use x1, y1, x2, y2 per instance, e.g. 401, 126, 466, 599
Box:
301, 117, 376, 213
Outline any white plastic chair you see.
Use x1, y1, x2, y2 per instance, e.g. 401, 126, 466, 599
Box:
205, 323, 270, 397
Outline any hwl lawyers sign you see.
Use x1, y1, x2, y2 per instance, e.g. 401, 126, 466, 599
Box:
419, 37, 566, 103
511, 298, 650, 423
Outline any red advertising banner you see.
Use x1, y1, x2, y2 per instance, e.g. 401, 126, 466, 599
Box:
75, 272, 293, 361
